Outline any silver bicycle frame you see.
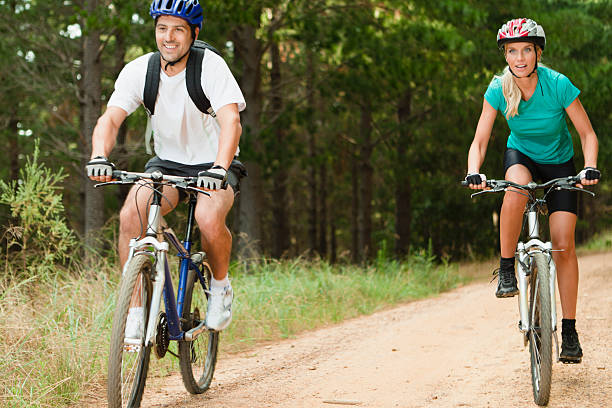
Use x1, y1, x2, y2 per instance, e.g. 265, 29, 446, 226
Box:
516, 208, 558, 334
123, 200, 169, 348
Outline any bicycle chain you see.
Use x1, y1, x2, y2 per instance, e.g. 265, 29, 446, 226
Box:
155, 312, 170, 358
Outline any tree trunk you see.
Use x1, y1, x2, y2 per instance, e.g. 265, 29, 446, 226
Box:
269, 36, 289, 258
306, 48, 318, 254
80, 0, 103, 249
358, 105, 373, 262
8, 118, 19, 181
317, 160, 328, 258
112, 31, 130, 204
232, 23, 264, 259
350, 157, 359, 263
395, 89, 412, 257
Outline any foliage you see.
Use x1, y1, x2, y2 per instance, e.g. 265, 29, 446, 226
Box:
1, 0, 610, 262
0, 141, 77, 278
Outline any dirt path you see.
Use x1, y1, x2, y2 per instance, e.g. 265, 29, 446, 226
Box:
133, 252, 609, 407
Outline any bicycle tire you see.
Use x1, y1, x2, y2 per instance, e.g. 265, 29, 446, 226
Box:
108, 255, 153, 408
528, 252, 553, 406
178, 261, 219, 394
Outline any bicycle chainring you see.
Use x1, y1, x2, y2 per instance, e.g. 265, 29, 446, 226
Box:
154, 312, 170, 358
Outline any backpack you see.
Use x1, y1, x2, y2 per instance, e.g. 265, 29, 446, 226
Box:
143, 40, 222, 154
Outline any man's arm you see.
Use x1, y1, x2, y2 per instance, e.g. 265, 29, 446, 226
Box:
88, 106, 128, 181
214, 103, 242, 170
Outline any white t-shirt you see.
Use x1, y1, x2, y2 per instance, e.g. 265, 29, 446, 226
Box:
107, 49, 246, 165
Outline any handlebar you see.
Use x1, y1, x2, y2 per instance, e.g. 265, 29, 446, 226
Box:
461, 175, 595, 199
93, 170, 209, 196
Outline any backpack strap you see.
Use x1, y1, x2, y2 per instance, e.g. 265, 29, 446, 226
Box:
186, 40, 222, 117
143, 52, 161, 154
186, 47, 214, 116
144, 52, 161, 116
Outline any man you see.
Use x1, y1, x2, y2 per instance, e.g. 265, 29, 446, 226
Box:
86, 0, 246, 337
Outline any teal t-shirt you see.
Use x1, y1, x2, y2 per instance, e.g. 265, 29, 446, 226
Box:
484, 66, 580, 164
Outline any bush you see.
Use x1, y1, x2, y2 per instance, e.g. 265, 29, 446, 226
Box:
0, 140, 77, 279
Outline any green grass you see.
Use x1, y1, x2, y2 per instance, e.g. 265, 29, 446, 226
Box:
578, 230, 612, 253
0, 253, 465, 407
224, 254, 463, 349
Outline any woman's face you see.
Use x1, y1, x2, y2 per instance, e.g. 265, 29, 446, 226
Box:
504, 42, 541, 77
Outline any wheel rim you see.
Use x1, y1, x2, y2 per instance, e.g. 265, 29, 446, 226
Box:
121, 272, 149, 406
530, 280, 542, 393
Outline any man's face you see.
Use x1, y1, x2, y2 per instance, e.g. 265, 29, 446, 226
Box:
155, 15, 196, 64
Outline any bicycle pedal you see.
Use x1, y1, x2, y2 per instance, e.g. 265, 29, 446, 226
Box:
190, 251, 207, 265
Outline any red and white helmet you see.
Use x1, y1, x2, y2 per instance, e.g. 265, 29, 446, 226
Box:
497, 18, 546, 50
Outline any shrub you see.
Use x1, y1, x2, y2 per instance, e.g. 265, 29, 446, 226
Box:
0, 140, 77, 279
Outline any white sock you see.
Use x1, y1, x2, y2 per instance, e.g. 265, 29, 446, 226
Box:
128, 306, 144, 316
211, 276, 230, 289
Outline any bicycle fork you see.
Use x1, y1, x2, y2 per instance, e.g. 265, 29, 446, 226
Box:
516, 242, 560, 358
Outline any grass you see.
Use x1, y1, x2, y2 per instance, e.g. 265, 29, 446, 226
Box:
577, 229, 612, 253
0, 251, 465, 407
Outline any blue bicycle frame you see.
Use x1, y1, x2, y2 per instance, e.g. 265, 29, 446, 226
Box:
124, 182, 209, 347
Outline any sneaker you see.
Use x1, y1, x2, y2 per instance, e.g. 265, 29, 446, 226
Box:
124, 307, 145, 344
205, 284, 233, 331
560, 330, 583, 364
493, 266, 519, 298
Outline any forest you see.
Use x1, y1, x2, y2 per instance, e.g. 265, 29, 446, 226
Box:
1, 0, 610, 268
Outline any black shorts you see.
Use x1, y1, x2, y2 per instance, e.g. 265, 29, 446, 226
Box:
503, 149, 577, 215
144, 156, 247, 199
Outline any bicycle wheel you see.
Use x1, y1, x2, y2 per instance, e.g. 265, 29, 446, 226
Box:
108, 255, 153, 408
528, 252, 553, 406
179, 260, 219, 394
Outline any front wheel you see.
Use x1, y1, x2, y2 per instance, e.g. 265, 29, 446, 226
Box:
178, 261, 219, 394
107, 255, 153, 408
528, 252, 553, 406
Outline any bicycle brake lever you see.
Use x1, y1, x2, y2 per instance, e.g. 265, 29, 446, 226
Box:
563, 186, 595, 196
94, 180, 125, 188
470, 187, 505, 198
184, 186, 211, 196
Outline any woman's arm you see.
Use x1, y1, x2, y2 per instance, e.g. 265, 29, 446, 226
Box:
466, 99, 497, 189
566, 97, 599, 185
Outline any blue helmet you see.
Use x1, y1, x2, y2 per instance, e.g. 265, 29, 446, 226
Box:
150, 0, 203, 29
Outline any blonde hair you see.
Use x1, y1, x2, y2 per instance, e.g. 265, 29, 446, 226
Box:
501, 66, 521, 119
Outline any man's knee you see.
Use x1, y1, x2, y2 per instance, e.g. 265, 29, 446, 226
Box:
196, 211, 227, 236
119, 201, 141, 233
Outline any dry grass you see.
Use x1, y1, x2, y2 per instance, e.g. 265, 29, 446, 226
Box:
0, 272, 117, 408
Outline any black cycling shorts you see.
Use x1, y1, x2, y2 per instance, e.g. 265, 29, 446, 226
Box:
503, 149, 577, 215
144, 156, 247, 199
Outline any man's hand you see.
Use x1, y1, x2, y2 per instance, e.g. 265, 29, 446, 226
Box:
465, 173, 487, 190
578, 167, 601, 186
197, 165, 228, 190
86, 156, 115, 181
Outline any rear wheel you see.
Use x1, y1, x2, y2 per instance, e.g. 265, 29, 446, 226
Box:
108, 255, 153, 408
179, 261, 219, 393
528, 252, 553, 406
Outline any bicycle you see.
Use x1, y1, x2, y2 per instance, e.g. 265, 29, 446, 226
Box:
96, 170, 220, 408
463, 175, 594, 406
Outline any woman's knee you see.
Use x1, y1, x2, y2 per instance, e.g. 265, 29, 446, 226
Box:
553, 238, 576, 256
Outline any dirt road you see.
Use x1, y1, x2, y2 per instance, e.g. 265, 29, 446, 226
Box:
135, 252, 611, 407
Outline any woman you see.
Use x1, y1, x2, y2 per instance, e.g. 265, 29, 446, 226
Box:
465, 18, 600, 363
